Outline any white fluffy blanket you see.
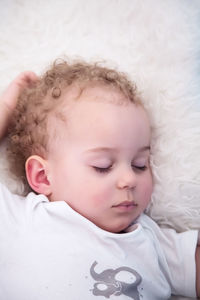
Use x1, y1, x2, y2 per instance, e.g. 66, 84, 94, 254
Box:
0, 1, 200, 232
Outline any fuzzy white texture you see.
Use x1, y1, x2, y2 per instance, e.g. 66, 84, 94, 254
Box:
0, 0, 200, 236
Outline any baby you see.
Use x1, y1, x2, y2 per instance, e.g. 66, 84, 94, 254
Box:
0, 59, 199, 300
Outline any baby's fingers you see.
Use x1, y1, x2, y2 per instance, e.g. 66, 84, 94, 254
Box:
15, 71, 38, 88
1, 71, 38, 110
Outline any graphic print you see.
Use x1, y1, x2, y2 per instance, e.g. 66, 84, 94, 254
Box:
90, 261, 142, 299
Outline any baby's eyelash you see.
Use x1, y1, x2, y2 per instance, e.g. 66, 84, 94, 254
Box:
93, 166, 112, 173
132, 165, 147, 171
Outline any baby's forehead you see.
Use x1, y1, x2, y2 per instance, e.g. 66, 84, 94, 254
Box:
47, 83, 133, 124
59, 83, 130, 107
46, 83, 137, 141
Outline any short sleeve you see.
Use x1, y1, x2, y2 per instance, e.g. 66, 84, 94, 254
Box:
0, 180, 51, 227
139, 214, 198, 298
159, 227, 198, 297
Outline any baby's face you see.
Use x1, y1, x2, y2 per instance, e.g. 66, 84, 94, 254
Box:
47, 86, 153, 233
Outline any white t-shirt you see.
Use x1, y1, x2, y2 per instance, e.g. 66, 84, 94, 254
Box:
0, 182, 198, 300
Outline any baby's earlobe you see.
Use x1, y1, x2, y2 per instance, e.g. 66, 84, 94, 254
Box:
25, 155, 52, 196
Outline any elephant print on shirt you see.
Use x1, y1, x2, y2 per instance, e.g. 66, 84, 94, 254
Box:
90, 261, 142, 299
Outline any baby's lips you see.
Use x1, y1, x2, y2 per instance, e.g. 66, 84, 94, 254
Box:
112, 201, 138, 207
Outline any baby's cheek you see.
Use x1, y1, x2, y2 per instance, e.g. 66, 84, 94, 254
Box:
91, 189, 112, 206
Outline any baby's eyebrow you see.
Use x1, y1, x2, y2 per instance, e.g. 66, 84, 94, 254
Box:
83, 146, 150, 155
83, 147, 116, 155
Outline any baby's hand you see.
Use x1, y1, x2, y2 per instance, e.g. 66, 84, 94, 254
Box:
0, 71, 38, 139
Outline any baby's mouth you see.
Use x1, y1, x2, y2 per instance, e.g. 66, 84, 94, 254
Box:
112, 201, 138, 211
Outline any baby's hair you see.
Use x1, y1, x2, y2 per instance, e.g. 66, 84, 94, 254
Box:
7, 58, 140, 192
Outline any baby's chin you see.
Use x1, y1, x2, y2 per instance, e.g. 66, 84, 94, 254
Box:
96, 220, 133, 234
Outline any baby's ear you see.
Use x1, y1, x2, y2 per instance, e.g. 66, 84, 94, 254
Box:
25, 155, 52, 195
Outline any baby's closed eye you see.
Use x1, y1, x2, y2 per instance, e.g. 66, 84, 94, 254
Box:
93, 165, 112, 173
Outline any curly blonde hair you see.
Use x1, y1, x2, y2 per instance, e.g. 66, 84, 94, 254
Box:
7, 59, 140, 191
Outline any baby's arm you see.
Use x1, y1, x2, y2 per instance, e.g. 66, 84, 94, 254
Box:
0, 71, 37, 140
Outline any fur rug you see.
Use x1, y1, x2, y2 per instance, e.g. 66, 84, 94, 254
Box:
0, 0, 200, 235
0, 1, 200, 299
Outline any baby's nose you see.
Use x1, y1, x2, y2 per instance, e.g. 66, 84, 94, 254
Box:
116, 168, 136, 189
